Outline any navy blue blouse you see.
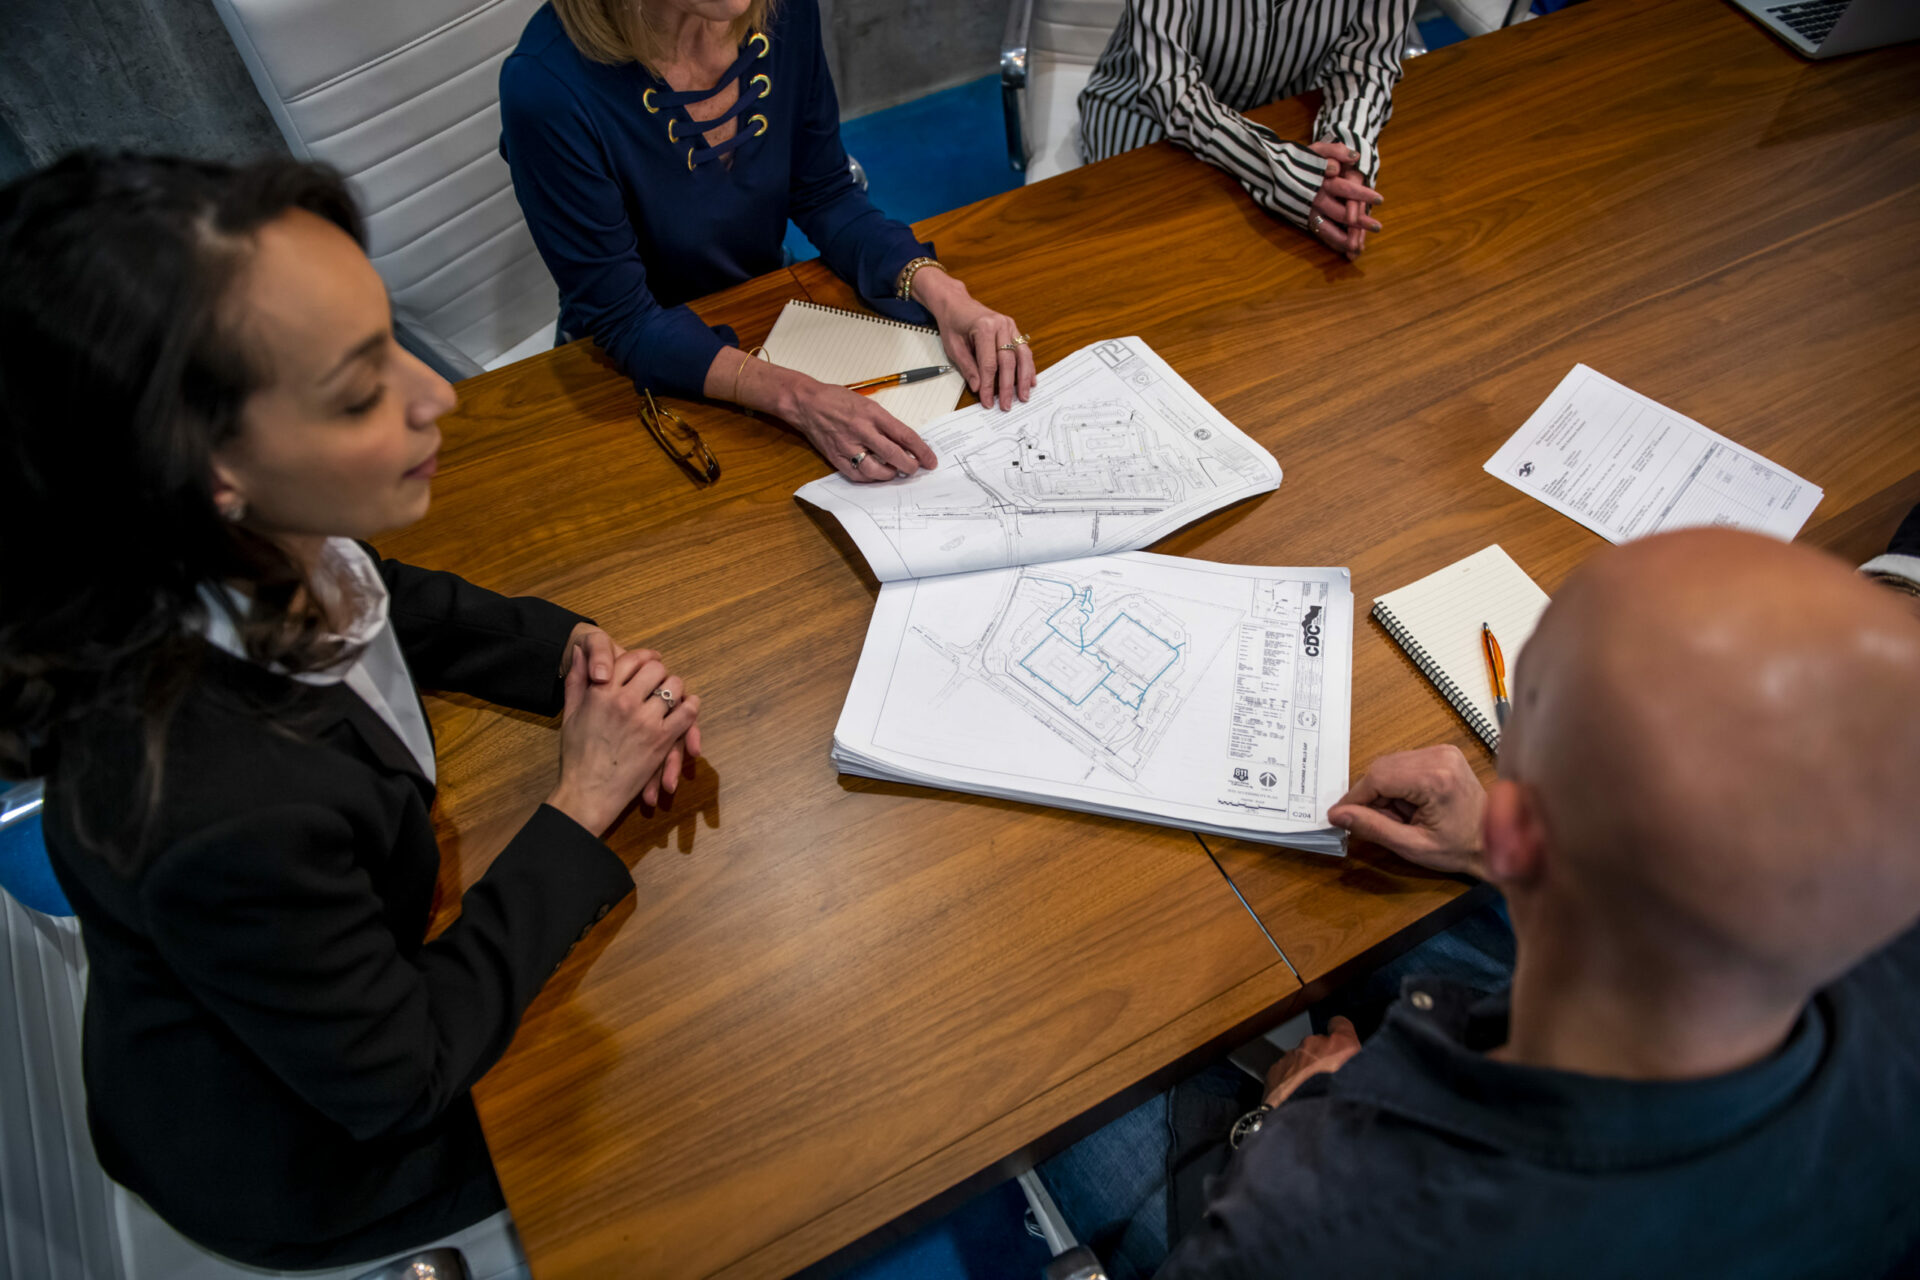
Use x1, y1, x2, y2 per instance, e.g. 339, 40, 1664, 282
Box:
499, 1, 934, 396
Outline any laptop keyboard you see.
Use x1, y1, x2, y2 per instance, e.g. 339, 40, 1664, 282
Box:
1766, 0, 1847, 43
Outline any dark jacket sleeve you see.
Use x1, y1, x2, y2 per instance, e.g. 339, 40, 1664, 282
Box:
369, 550, 586, 716
140, 802, 633, 1145
498, 53, 734, 396
784, 0, 937, 326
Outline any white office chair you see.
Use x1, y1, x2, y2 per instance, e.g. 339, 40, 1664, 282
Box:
1432, 0, 1534, 39
209, 0, 558, 379
1001, 0, 1127, 184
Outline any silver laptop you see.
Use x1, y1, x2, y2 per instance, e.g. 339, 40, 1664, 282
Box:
1726, 0, 1920, 59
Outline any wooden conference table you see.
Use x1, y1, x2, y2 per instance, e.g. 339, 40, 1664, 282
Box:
383, 0, 1920, 1274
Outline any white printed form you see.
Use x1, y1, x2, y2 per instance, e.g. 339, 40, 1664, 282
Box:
797, 338, 1280, 581
1485, 365, 1822, 543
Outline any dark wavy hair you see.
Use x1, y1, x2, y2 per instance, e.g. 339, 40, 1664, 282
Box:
0, 151, 367, 817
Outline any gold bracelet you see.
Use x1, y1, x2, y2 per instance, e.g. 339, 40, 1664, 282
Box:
896, 256, 942, 303
729, 344, 767, 405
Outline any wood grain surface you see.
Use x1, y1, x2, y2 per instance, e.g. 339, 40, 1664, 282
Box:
387, 218, 1297, 1278
383, 0, 1920, 1273
803, 0, 1920, 992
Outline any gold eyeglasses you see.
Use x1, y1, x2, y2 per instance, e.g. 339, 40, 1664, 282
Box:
639, 389, 720, 486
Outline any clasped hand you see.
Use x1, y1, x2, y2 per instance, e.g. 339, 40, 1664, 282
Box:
1305, 140, 1385, 259
549, 623, 703, 835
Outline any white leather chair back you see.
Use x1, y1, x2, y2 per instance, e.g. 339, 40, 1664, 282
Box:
0, 887, 125, 1280
1023, 0, 1125, 183
209, 0, 558, 372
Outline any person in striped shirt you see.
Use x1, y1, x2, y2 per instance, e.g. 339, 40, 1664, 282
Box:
1079, 0, 1416, 258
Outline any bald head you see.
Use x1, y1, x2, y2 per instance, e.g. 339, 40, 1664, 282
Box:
1503, 529, 1920, 999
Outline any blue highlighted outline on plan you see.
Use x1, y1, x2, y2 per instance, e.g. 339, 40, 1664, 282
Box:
1018, 578, 1182, 710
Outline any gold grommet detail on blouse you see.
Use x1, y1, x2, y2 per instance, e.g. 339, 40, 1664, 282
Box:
643, 87, 659, 113
667, 118, 679, 142
751, 113, 769, 137
749, 31, 769, 57
687, 146, 697, 170
752, 73, 772, 98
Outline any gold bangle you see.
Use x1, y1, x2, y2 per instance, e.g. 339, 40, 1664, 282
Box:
896, 256, 942, 303
729, 344, 767, 405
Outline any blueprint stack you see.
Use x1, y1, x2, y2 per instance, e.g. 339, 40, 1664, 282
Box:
804, 338, 1355, 857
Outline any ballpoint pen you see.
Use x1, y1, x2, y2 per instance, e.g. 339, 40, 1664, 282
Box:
844, 365, 953, 395
1482, 622, 1510, 729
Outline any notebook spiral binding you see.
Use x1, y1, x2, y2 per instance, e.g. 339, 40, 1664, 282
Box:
788, 298, 939, 335
1370, 602, 1502, 751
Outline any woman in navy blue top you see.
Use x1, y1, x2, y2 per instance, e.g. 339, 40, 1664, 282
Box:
501, 0, 1035, 483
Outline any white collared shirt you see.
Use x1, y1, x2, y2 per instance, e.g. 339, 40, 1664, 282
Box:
197, 538, 437, 784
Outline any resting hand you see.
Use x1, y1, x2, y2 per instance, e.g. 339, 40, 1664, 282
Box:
1328, 745, 1487, 876
1264, 1016, 1362, 1107
787, 377, 937, 483
548, 646, 702, 834
912, 267, 1036, 412
1305, 141, 1383, 259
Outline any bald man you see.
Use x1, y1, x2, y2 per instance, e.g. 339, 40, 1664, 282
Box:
1051, 529, 1920, 1279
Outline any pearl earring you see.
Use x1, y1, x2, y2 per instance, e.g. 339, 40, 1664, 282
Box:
220, 498, 248, 523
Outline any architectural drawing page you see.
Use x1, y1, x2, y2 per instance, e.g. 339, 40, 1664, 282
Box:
1485, 365, 1822, 543
833, 553, 1352, 852
796, 338, 1281, 581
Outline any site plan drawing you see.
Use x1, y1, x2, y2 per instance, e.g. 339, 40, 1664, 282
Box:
833, 552, 1353, 855
796, 338, 1281, 581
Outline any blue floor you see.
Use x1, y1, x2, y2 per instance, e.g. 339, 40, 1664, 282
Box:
784, 74, 1020, 264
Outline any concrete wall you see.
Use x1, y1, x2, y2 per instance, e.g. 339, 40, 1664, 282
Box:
820, 0, 1006, 120
0, 0, 1004, 184
0, 0, 284, 183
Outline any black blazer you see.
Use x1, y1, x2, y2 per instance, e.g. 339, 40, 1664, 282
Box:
45, 555, 635, 1269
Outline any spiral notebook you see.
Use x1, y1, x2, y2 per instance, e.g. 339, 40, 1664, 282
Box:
761, 299, 966, 429
1372, 545, 1552, 751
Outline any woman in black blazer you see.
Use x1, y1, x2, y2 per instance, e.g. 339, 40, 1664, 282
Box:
0, 153, 701, 1270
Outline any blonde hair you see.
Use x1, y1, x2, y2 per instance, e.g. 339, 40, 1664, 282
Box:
551, 0, 778, 72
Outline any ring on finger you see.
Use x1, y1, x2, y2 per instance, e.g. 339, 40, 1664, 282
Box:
1309, 212, 1325, 235
652, 687, 677, 710
850, 450, 869, 466
998, 332, 1032, 351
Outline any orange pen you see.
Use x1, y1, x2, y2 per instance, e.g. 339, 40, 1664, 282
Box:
844, 365, 953, 395
1482, 623, 1510, 729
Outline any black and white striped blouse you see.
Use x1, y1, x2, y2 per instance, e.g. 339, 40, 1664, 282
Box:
1078, 0, 1416, 230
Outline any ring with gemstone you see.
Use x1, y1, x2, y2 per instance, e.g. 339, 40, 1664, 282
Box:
652, 688, 676, 710
1309, 213, 1325, 235
850, 450, 869, 466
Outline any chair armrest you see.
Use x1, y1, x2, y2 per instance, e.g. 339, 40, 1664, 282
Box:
1001, 0, 1033, 89
352, 1247, 469, 1280
1000, 0, 1035, 171
1, 780, 43, 832
393, 307, 486, 383
1044, 1248, 1108, 1280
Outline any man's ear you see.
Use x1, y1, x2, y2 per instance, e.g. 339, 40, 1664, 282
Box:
1483, 778, 1549, 889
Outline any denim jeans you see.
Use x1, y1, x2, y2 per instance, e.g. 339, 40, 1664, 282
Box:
1037, 899, 1516, 1280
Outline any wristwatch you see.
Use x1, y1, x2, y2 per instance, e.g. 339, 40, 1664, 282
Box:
1228, 1104, 1272, 1149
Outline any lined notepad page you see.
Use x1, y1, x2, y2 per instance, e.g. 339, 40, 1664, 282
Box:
761, 300, 966, 429
1372, 545, 1552, 750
